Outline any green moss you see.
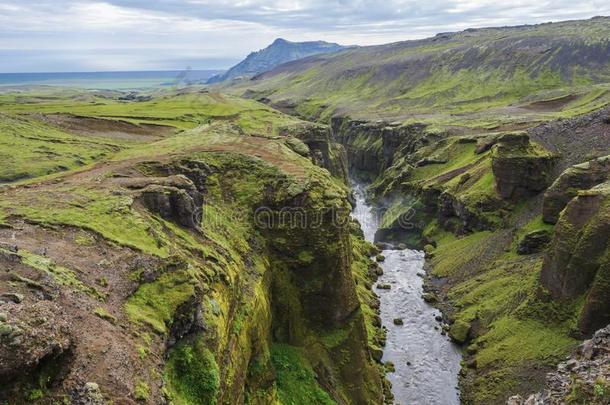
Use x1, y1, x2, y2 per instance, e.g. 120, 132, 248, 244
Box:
93, 307, 117, 324
411, 140, 480, 182
475, 317, 576, 369
134, 381, 150, 401
134, 380, 150, 401
429, 230, 491, 277
27, 389, 44, 401
125, 270, 195, 334
320, 328, 350, 349
449, 320, 470, 343
74, 232, 96, 246
137, 345, 148, 360
164, 338, 220, 405
271, 344, 337, 405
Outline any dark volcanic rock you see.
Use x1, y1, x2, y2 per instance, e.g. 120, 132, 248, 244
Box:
542, 155, 610, 224
516, 229, 552, 255
281, 123, 348, 180
491, 132, 558, 200
140, 184, 202, 229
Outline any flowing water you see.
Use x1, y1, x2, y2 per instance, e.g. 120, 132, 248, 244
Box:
351, 185, 462, 405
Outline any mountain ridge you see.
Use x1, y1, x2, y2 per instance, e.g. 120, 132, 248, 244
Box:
207, 38, 346, 84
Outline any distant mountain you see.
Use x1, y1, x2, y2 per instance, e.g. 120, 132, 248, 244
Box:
207, 38, 346, 83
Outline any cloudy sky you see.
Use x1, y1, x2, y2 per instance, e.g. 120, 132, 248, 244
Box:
1, 0, 608, 72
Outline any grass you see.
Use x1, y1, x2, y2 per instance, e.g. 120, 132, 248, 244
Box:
134, 380, 151, 402
223, 18, 610, 127
0, 187, 170, 257
0, 90, 304, 134
428, 230, 491, 277
0, 113, 123, 182
93, 307, 117, 324
412, 140, 480, 182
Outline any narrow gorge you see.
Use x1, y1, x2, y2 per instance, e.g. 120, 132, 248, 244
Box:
351, 184, 462, 404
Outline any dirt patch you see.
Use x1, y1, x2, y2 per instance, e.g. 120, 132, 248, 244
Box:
37, 114, 176, 143
522, 94, 580, 112
0, 220, 167, 403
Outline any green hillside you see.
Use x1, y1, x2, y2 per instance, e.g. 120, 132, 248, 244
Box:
225, 17, 610, 128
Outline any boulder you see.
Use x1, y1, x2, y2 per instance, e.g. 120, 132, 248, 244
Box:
0, 301, 71, 380
542, 155, 609, 224
491, 132, 557, 200
516, 229, 552, 255
285, 136, 310, 157
449, 319, 471, 343
136, 175, 203, 229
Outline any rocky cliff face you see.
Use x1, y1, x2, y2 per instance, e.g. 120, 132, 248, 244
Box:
491, 132, 558, 200
281, 122, 349, 181
540, 180, 610, 335
329, 117, 436, 179
0, 134, 383, 403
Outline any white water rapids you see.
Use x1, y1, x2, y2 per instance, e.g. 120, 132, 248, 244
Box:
351, 185, 462, 405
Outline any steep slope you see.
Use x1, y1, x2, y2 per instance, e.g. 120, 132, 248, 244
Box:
0, 90, 385, 404
207, 38, 345, 84
228, 17, 610, 128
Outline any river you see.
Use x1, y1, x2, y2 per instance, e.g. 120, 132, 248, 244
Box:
351, 184, 462, 405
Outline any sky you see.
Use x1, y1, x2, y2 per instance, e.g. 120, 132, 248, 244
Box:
0, 0, 609, 73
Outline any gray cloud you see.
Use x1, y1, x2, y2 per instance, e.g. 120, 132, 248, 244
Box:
0, 0, 608, 72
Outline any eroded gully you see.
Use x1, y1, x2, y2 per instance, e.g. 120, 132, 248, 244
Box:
351, 184, 462, 405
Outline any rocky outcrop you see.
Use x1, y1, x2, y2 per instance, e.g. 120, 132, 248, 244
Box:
542, 155, 610, 224
540, 182, 610, 335
517, 230, 552, 255
437, 189, 501, 234
508, 324, 610, 405
491, 132, 558, 200
120, 174, 204, 229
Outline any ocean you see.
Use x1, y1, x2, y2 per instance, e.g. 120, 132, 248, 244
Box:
0, 70, 223, 90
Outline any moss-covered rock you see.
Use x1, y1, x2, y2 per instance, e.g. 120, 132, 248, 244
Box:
449, 319, 471, 343
516, 229, 552, 255
540, 182, 610, 335
491, 132, 558, 200
542, 155, 609, 224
